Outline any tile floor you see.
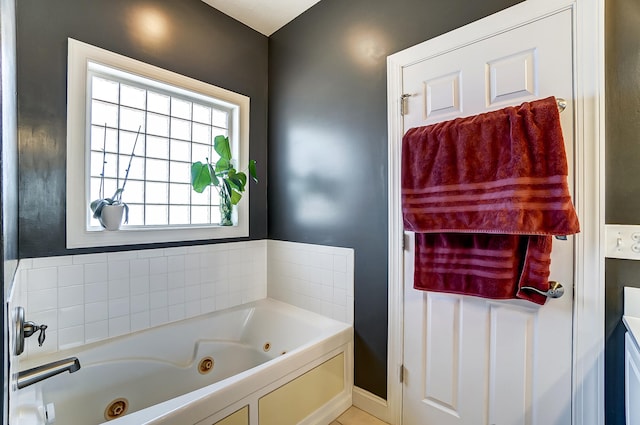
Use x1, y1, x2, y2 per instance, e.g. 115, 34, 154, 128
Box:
331, 406, 390, 425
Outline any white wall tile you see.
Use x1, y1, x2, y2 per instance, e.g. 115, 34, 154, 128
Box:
150, 274, 168, 292
185, 267, 200, 285
229, 292, 242, 308
109, 297, 130, 318
185, 285, 200, 302
59, 305, 84, 328
27, 267, 58, 292
168, 304, 185, 322
215, 280, 229, 295
109, 316, 130, 337
215, 294, 229, 311
167, 288, 185, 306
130, 276, 150, 296
167, 255, 185, 272
130, 311, 150, 333
149, 308, 169, 327
58, 265, 84, 287
29, 289, 58, 313
85, 301, 108, 324
58, 325, 85, 351
85, 320, 109, 344
130, 294, 149, 314
59, 285, 84, 308
201, 297, 216, 313
333, 255, 348, 272
201, 282, 215, 298
149, 256, 168, 275
184, 254, 200, 271
185, 301, 201, 318
108, 260, 130, 281
150, 291, 168, 309
333, 288, 347, 306
85, 282, 108, 303
168, 271, 185, 289
108, 279, 130, 300
130, 258, 149, 277
84, 262, 108, 284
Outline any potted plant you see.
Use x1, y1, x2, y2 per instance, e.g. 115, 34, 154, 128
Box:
90, 125, 141, 231
190, 135, 257, 226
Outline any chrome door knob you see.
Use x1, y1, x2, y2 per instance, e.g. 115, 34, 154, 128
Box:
521, 281, 565, 299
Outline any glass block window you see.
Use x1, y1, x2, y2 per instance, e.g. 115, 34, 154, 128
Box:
66, 38, 250, 248
88, 71, 232, 228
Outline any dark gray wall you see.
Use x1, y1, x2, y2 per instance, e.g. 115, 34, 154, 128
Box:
604, 0, 640, 423
268, 0, 523, 398
1, 0, 18, 420
16, 0, 268, 258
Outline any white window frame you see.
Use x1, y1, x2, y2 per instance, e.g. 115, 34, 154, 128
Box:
66, 38, 250, 248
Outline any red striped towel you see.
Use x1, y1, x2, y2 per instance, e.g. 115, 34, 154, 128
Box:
402, 97, 579, 304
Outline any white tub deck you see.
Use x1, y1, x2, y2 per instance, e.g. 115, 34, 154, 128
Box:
12, 298, 353, 425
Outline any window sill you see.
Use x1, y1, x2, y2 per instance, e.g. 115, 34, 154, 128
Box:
66, 219, 249, 249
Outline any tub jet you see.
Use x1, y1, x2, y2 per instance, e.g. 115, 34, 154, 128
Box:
198, 356, 214, 374
104, 398, 128, 421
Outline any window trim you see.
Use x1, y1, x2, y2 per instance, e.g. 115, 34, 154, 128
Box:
66, 38, 250, 248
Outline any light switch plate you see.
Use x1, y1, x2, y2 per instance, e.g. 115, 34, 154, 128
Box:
605, 225, 640, 260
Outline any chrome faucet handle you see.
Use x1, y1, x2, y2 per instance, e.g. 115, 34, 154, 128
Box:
24, 322, 48, 346
37, 325, 48, 346
14, 307, 49, 355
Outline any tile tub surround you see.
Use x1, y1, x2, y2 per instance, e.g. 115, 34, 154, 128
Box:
267, 240, 354, 324
9, 239, 355, 361
11, 241, 267, 359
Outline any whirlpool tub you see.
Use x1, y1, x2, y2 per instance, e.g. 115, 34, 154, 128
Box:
11, 298, 353, 425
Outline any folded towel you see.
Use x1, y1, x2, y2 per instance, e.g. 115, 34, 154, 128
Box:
402, 96, 580, 236
414, 233, 552, 304
402, 97, 579, 304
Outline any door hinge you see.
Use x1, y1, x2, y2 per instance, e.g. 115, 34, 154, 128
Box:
400, 94, 411, 116
399, 364, 405, 383
402, 233, 409, 251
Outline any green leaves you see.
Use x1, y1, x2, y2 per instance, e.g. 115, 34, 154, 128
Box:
249, 159, 258, 183
214, 135, 231, 161
190, 135, 258, 209
230, 189, 242, 205
191, 161, 212, 193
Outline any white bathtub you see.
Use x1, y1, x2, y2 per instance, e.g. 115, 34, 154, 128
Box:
11, 298, 353, 425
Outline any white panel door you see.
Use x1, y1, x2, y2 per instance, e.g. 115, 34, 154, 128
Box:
402, 10, 575, 425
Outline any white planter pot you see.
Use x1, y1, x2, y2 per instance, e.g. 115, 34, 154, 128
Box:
99, 204, 125, 231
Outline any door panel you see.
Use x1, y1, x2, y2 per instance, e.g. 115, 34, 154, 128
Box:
402, 10, 574, 425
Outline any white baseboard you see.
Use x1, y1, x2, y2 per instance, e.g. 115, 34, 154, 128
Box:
299, 390, 352, 425
352, 386, 392, 424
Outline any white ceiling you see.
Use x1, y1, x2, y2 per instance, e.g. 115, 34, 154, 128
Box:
201, 0, 323, 36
